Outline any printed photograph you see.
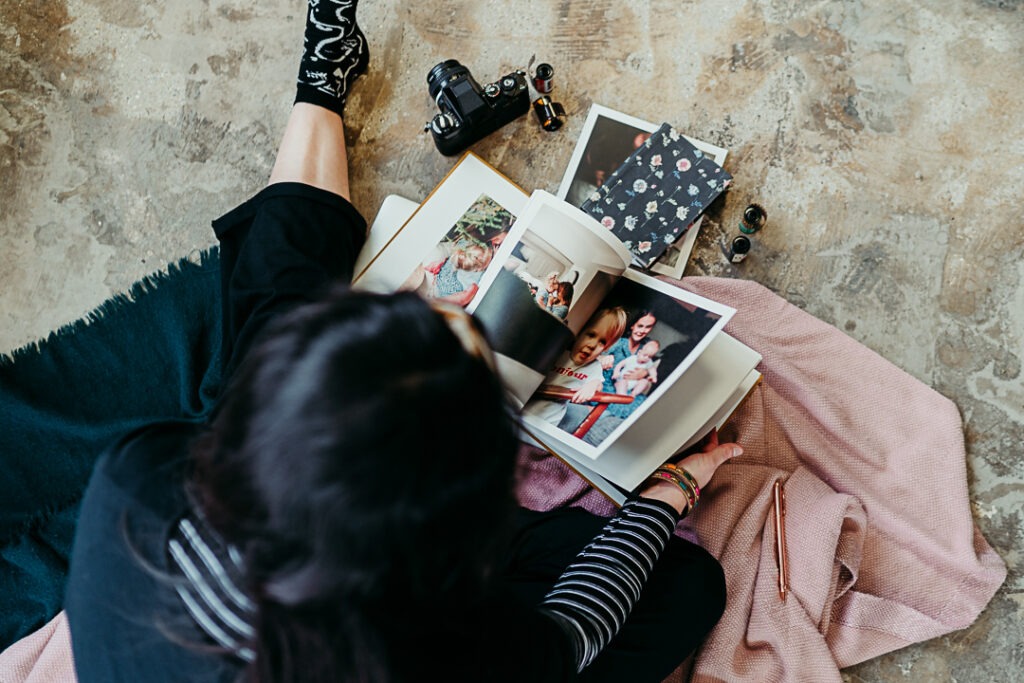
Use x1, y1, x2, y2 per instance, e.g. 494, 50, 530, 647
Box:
471, 224, 619, 378
502, 230, 582, 325
578, 124, 733, 269
400, 193, 514, 307
470, 190, 630, 392
562, 115, 654, 209
558, 105, 729, 279
523, 275, 727, 453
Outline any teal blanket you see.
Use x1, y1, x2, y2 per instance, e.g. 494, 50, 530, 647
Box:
0, 248, 224, 647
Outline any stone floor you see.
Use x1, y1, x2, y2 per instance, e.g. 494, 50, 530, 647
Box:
2, 1, 1022, 680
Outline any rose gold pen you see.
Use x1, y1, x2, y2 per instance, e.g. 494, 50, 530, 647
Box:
772, 479, 789, 602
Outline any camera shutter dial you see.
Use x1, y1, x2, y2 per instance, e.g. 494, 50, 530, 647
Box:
430, 112, 456, 135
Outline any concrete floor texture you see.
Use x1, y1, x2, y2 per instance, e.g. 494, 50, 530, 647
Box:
2, 0, 1022, 680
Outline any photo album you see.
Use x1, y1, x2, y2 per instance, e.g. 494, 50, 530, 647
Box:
354, 105, 761, 504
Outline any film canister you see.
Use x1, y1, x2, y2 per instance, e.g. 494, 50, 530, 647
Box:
739, 203, 767, 234
533, 63, 554, 94
533, 96, 566, 132
728, 235, 751, 263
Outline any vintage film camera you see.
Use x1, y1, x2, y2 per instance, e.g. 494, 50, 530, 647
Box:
425, 60, 530, 156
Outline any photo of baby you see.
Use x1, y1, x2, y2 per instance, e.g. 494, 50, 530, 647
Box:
400, 193, 514, 307
613, 339, 659, 397
523, 274, 727, 453
501, 229, 583, 326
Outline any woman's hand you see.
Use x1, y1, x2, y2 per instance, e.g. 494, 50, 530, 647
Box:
672, 429, 741, 489
640, 429, 742, 514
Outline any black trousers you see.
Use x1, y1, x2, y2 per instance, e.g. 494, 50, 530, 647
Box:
499, 506, 727, 683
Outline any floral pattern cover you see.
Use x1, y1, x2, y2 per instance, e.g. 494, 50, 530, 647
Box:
580, 123, 732, 268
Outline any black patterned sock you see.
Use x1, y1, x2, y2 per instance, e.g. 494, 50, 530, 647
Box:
295, 0, 369, 116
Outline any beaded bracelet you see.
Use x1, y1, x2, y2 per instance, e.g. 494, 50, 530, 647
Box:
655, 467, 698, 507
650, 469, 697, 510
662, 464, 701, 502
655, 467, 699, 511
643, 473, 692, 516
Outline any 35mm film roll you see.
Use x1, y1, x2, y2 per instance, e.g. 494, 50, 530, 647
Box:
533, 63, 554, 94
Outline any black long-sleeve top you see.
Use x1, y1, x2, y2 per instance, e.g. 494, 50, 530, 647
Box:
66, 183, 683, 682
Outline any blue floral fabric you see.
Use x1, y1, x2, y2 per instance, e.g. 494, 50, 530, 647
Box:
581, 123, 732, 268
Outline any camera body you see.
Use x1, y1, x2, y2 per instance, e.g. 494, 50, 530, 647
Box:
426, 60, 530, 156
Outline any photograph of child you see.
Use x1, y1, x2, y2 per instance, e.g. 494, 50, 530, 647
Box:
613, 339, 659, 396
523, 306, 628, 428
520, 271, 577, 322
505, 232, 580, 325
523, 274, 727, 452
544, 280, 575, 321
533, 271, 560, 308
469, 193, 627, 404
400, 193, 514, 307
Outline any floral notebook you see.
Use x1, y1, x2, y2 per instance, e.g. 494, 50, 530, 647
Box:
580, 123, 733, 268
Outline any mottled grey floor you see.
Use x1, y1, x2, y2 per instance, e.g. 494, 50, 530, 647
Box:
2, 1, 1022, 680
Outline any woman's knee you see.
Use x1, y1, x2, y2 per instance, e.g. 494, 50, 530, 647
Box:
662, 538, 727, 631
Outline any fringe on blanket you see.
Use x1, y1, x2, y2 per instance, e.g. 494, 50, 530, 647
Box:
0, 248, 224, 648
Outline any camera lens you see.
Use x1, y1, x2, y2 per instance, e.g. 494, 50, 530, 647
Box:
427, 59, 469, 100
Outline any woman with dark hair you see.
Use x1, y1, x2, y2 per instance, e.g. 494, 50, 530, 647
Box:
64, 2, 740, 681
599, 309, 659, 397
546, 280, 575, 320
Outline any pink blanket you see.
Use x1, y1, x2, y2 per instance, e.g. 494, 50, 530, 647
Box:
3, 277, 1005, 683
517, 276, 1006, 682
0, 611, 75, 683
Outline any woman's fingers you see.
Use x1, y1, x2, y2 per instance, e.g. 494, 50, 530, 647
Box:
701, 428, 720, 452
708, 442, 741, 468
675, 441, 742, 489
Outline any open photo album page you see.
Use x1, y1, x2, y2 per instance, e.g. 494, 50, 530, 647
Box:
521, 270, 734, 458
353, 153, 529, 296
469, 190, 632, 405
